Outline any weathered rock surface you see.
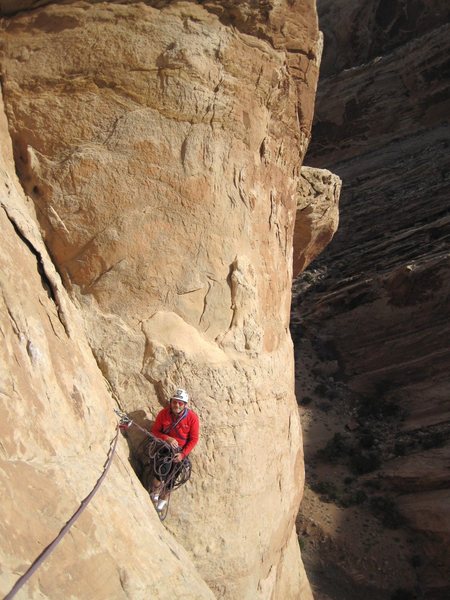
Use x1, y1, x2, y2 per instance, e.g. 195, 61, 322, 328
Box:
0, 1, 326, 598
0, 87, 214, 600
293, 166, 340, 277
293, 1, 450, 598
315, 0, 450, 79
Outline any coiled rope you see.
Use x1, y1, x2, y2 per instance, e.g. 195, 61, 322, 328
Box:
122, 413, 191, 521
139, 435, 191, 492
116, 409, 191, 492
4, 427, 119, 600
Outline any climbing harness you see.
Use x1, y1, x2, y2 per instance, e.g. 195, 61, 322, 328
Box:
4, 427, 120, 600
114, 408, 191, 521
137, 435, 191, 520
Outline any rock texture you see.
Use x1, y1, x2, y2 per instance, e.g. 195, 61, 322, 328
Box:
0, 1, 328, 598
293, 166, 340, 277
293, 1, 450, 598
0, 88, 214, 600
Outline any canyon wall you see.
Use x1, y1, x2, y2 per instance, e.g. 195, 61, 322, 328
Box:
0, 1, 331, 598
294, 1, 450, 598
0, 85, 214, 600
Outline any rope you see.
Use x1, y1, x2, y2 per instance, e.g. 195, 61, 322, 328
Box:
4, 427, 120, 600
139, 436, 191, 494
137, 436, 191, 522
116, 408, 191, 494
120, 408, 192, 521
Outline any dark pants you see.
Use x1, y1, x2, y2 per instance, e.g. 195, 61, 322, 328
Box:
139, 437, 191, 494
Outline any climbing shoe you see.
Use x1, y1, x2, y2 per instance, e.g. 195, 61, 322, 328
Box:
156, 499, 167, 511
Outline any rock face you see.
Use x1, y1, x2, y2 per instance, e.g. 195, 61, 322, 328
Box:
0, 87, 214, 600
0, 1, 326, 598
294, 1, 450, 598
293, 166, 340, 277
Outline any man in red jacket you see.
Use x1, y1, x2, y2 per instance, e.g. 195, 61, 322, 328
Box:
150, 388, 199, 511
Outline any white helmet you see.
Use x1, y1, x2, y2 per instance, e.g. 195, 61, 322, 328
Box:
171, 388, 189, 404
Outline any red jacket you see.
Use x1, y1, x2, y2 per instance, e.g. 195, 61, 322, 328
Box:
151, 407, 199, 458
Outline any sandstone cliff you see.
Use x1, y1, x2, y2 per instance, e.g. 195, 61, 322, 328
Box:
0, 1, 333, 598
293, 1, 450, 599
0, 85, 214, 600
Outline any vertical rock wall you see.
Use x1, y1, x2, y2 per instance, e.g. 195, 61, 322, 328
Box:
1, 1, 322, 598
0, 87, 215, 600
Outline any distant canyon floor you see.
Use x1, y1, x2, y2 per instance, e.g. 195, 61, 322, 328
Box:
295, 335, 422, 600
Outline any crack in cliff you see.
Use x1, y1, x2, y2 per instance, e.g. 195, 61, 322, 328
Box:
12, 77, 206, 126
2, 291, 21, 338
84, 257, 127, 292
198, 277, 214, 329
1, 206, 71, 337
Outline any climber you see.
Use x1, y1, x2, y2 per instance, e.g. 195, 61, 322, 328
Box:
150, 388, 199, 512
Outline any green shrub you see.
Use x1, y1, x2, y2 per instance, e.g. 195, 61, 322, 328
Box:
311, 480, 338, 502
314, 382, 328, 397
410, 554, 422, 568
298, 536, 306, 551
357, 395, 400, 420
363, 479, 382, 490
299, 395, 313, 406
394, 440, 407, 456
350, 450, 381, 474
421, 431, 446, 449
359, 431, 377, 449
317, 432, 353, 463
370, 496, 406, 529
341, 489, 367, 507
351, 489, 368, 504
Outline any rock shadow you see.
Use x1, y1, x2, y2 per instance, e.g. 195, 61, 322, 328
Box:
119, 409, 155, 493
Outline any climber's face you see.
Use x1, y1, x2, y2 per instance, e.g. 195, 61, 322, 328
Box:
170, 399, 186, 415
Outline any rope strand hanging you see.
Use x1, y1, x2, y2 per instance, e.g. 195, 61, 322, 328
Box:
4, 427, 120, 600
4, 407, 192, 597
